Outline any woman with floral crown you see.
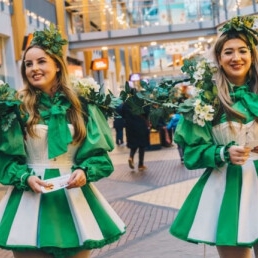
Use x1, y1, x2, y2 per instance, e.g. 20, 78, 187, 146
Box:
0, 24, 125, 258
170, 15, 258, 258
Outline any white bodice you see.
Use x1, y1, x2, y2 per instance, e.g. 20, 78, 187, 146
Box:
24, 124, 78, 177
212, 120, 258, 147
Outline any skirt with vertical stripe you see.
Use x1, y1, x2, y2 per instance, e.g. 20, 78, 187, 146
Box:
0, 167, 126, 258
170, 156, 258, 247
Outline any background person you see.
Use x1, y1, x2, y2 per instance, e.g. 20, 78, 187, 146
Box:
166, 112, 184, 163
0, 25, 125, 258
121, 97, 150, 171
170, 15, 258, 258
113, 104, 125, 146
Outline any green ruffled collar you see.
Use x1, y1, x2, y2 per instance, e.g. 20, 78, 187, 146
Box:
228, 83, 258, 119
229, 84, 250, 100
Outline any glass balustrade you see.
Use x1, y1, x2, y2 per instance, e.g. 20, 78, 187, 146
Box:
65, 0, 255, 34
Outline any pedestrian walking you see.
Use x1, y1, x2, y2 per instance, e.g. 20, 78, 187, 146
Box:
113, 104, 125, 146
121, 96, 150, 171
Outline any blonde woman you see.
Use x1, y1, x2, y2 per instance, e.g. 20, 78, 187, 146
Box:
0, 25, 125, 258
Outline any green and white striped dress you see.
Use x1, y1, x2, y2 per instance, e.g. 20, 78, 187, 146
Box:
170, 85, 258, 247
0, 94, 125, 258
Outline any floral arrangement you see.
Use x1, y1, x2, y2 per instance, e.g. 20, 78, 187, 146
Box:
193, 99, 215, 126
70, 76, 123, 118
178, 58, 219, 126
0, 80, 17, 101
0, 80, 21, 131
70, 75, 100, 97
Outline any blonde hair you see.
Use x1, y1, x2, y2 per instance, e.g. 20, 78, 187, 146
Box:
211, 32, 258, 121
19, 45, 86, 144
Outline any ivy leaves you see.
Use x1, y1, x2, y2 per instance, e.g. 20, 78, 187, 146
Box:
31, 23, 68, 57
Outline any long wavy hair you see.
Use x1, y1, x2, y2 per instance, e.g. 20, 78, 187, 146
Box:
211, 32, 258, 122
19, 45, 86, 144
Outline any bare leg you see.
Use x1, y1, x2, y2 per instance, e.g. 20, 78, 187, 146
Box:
67, 250, 91, 258
13, 250, 53, 258
217, 246, 252, 258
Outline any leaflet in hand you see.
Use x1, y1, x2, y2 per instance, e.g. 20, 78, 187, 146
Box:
41, 174, 70, 193
245, 140, 258, 156
246, 140, 258, 149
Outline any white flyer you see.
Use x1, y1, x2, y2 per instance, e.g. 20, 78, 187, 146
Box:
41, 174, 70, 193
246, 140, 258, 149
245, 140, 258, 157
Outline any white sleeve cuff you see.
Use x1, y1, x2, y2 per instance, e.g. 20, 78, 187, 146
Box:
220, 146, 225, 162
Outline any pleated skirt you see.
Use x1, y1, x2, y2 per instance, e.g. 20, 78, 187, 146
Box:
0, 167, 126, 258
170, 156, 258, 247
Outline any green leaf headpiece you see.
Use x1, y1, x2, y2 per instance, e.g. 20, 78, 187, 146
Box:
30, 23, 68, 57
219, 15, 258, 46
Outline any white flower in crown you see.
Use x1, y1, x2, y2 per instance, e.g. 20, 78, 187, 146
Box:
0, 80, 5, 86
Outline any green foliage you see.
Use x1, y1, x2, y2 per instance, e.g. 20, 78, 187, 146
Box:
177, 97, 195, 121
31, 23, 68, 57
219, 15, 258, 46
79, 86, 122, 118
71, 76, 122, 118
180, 57, 219, 109
118, 78, 188, 127
181, 59, 197, 84
73, 55, 219, 127
0, 82, 18, 102
0, 81, 21, 131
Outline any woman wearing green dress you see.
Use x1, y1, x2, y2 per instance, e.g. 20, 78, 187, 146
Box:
170, 16, 258, 258
0, 26, 125, 258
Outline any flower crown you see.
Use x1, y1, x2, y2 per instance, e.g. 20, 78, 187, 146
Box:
30, 23, 68, 57
219, 15, 258, 46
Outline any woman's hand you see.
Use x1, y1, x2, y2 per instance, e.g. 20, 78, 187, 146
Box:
27, 175, 49, 193
228, 145, 251, 165
67, 169, 87, 189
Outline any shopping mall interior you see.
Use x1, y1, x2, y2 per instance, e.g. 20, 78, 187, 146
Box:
0, 0, 257, 95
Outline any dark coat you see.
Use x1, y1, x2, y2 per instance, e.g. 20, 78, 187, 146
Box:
113, 105, 125, 130
121, 102, 150, 148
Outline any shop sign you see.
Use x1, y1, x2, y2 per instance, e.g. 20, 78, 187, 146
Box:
91, 58, 108, 71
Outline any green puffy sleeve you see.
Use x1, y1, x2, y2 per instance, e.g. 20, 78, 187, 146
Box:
0, 106, 33, 190
174, 116, 224, 170
72, 104, 115, 182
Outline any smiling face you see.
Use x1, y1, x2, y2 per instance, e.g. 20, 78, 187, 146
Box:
23, 47, 60, 95
218, 38, 252, 86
